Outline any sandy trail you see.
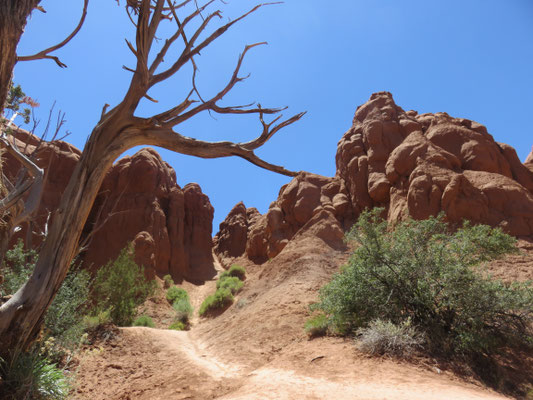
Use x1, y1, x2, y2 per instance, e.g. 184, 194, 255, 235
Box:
74, 253, 511, 400
89, 326, 507, 400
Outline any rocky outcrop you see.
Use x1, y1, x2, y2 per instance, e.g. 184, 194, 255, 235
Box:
216, 92, 533, 264
216, 172, 351, 264
5, 131, 215, 281
336, 92, 533, 236
526, 146, 533, 174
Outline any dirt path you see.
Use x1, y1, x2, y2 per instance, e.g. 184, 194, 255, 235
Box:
74, 253, 511, 399
74, 325, 509, 400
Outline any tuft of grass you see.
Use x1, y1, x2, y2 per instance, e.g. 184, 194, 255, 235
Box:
162, 274, 174, 289
166, 286, 189, 304
0, 348, 69, 400
356, 319, 424, 357
216, 276, 244, 295
169, 321, 186, 331
219, 264, 246, 281
83, 309, 111, 331
199, 288, 234, 316
172, 298, 193, 324
133, 315, 155, 328
305, 314, 329, 337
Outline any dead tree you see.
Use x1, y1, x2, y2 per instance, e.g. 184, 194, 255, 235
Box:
0, 0, 89, 265
0, 0, 304, 355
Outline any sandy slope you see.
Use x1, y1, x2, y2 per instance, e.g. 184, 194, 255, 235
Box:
74, 326, 509, 400
74, 238, 533, 399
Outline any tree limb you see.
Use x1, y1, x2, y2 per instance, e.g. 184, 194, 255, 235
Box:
17, 0, 89, 68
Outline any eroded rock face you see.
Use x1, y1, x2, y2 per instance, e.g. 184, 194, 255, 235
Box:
82, 149, 215, 281
337, 91, 533, 236
526, 146, 533, 174
216, 92, 533, 265
216, 172, 352, 264
5, 132, 215, 282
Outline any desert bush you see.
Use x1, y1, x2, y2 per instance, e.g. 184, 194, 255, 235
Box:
44, 267, 91, 349
0, 348, 69, 400
356, 319, 424, 356
92, 245, 155, 326
199, 288, 234, 316
83, 309, 111, 331
133, 315, 155, 328
216, 276, 244, 294
166, 286, 189, 304
172, 298, 193, 324
169, 321, 186, 331
163, 274, 174, 289
220, 264, 246, 281
312, 208, 532, 355
304, 314, 329, 337
0, 240, 36, 297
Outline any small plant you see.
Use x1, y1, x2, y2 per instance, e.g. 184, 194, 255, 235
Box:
216, 276, 244, 294
305, 314, 329, 337
0, 348, 69, 400
356, 319, 424, 357
0, 240, 37, 297
83, 309, 111, 331
199, 288, 234, 316
169, 321, 186, 331
44, 267, 91, 349
162, 274, 174, 289
166, 286, 189, 304
311, 208, 532, 355
172, 298, 193, 324
92, 245, 156, 326
133, 315, 155, 328
220, 264, 246, 281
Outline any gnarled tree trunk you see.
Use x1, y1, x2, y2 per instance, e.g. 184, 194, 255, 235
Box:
0, 0, 303, 357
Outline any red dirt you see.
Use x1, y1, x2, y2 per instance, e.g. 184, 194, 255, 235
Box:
72, 234, 531, 399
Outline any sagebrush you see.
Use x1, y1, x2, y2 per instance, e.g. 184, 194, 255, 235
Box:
311, 209, 532, 355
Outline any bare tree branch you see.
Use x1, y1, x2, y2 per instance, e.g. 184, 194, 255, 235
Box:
17, 0, 89, 68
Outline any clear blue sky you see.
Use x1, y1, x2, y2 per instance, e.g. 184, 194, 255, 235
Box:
13, 0, 533, 231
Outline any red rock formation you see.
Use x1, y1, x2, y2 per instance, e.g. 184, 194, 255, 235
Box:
216, 172, 351, 264
216, 92, 533, 265
526, 146, 533, 174
82, 149, 215, 281
336, 92, 533, 236
4, 131, 215, 282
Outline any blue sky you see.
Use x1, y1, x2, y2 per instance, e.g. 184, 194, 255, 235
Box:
13, 0, 533, 230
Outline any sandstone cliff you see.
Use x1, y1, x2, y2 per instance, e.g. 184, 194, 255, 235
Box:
215, 92, 533, 266
5, 132, 215, 282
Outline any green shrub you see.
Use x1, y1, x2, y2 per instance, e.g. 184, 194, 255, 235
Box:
304, 314, 329, 337
172, 298, 193, 323
0, 348, 69, 400
166, 286, 189, 304
220, 264, 246, 281
199, 288, 234, 316
168, 321, 186, 331
44, 267, 91, 349
356, 319, 424, 356
216, 276, 244, 294
92, 245, 155, 326
312, 208, 532, 355
83, 309, 111, 331
133, 315, 155, 328
162, 274, 174, 289
0, 240, 36, 297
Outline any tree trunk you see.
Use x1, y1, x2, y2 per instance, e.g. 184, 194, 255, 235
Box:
0, 123, 126, 356
0, 1, 40, 116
